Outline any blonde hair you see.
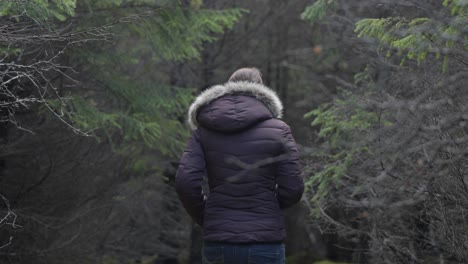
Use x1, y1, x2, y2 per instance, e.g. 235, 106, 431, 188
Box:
228, 67, 263, 84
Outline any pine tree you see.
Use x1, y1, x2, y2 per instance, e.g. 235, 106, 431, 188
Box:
64, 1, 245, 158
302, 0, 468, 262
0, 1, 245, 262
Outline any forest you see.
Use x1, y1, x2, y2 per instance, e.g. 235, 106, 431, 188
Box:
0, 0, 467, 263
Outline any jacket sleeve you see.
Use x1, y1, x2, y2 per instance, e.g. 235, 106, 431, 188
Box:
175, 130, 206, 226
276, 123, 304, 209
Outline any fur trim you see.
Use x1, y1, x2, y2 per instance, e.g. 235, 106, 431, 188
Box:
188, 81, 283, 130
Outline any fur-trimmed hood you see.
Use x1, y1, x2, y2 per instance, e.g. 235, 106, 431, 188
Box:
188, 81, 283, 130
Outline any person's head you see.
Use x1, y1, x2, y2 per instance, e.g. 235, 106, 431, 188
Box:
228, 67, 263, 84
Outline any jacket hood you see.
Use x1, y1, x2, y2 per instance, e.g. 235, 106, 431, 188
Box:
188, 81, 283, 131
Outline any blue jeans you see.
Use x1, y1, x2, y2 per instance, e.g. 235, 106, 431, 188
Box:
202, 242, 285, 264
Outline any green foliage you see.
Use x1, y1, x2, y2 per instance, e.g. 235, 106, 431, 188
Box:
130, 7, 246, 61
62, 82, 192, 157
304, 97, 377, 204
304, 65, 393, 206
0, 47, 22, 56
81, 0, 124, 9
301, 1, 468, 262
300, 0, 336, 24
80, 0, 172, 10
191, 0, 203, 9
77, 1, 245, 61
306, 150, 354, 205
62, 2, 244, 159
355, 17, 434, 66
305, 99, 378, 146
61, 98, 122, 134
354, 65, 373, 85
443, 0, 468, 15
355, 2, 467, 72
0, 0, 76, 22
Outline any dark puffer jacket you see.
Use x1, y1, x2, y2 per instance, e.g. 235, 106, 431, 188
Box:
175, 81, 304, 243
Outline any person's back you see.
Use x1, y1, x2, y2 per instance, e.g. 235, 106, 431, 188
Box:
176, 68, 304, 264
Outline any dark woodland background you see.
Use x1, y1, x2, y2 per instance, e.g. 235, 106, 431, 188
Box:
1, 0, 467, 263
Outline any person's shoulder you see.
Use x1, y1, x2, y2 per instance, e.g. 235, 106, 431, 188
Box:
258, 118, 291, 131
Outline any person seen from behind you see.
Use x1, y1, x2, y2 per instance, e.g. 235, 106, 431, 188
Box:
175, 67, 304, 264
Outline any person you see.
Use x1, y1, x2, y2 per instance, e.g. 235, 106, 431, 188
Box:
175, 67, 304, 264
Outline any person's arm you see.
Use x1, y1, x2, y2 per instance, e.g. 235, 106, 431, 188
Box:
276, 123, 304, 209
175, 130, 206, 226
